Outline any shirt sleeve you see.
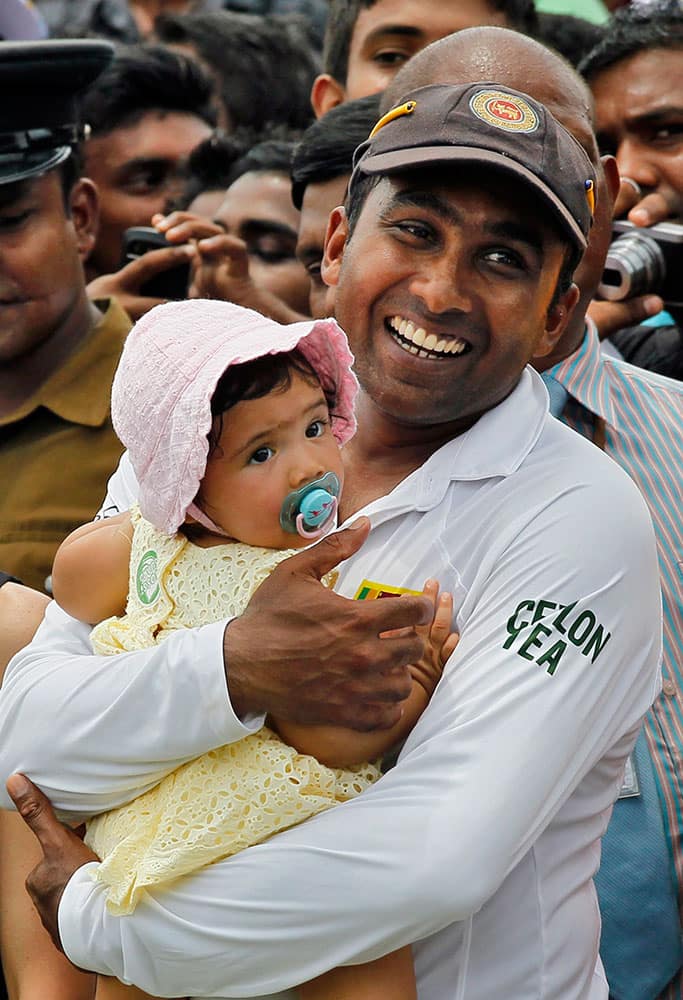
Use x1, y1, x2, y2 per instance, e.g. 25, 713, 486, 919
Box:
96, 451, 138, 519
0, 602, 264, 823
58, 473, 662, 997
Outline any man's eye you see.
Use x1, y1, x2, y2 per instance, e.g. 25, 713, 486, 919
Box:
249, 446, 274, 464
393, 219, 434, 241
651, 123, 683, 145
482, 248, 525, 269
305, 419, 327, 438
0, 210, 31, 230
247, 236, 295, 264
306, 261, 323, 283
125, 169, 168, 196
372, 49, 410, 68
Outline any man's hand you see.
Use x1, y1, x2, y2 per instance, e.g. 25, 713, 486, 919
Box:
615, 175, 683, 229
5, 774, 98, 955
588, 294, 664, 341
87, 244, 196, 320
152, 210, 307, 322
589, 174, 676, 340
225, 518, 434, 731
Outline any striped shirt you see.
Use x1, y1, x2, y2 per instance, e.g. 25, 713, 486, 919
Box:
549, 324, 683, 999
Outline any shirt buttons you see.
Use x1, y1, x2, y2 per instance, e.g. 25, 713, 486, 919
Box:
662, 679, 677, 698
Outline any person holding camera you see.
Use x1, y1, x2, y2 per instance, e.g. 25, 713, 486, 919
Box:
80, 44, 215, 320
580, 1, 683, 381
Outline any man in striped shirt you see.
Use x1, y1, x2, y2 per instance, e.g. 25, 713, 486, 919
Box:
380, 25, 683, 999
580, 3, 683, 382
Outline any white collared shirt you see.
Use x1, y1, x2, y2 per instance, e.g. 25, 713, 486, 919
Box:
0, 369, 662, 1000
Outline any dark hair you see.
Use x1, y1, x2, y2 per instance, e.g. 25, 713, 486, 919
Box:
291, 93, 380, 209
175, 131, 250, 210
549, 251, 576, 311
533, 12, 603, 69
58, 149, 83, 209
175, 128, 299, 210
323, 0, 538, 84
155, 11, 319, 132
579, 1, 683, 80
229, 138, 298, 183
344, 171, 381, 233
221, 0, 329, 49
208, 349, 337, 452
79, 43, 216, 137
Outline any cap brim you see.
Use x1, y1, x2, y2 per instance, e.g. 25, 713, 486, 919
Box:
356, 145, 587, 252
0, 145, 71, 185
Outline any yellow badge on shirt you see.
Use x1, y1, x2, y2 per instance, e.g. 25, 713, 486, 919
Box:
354, 579, 422, 600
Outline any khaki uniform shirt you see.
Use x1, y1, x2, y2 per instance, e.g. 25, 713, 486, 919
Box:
0, 298, 131, 592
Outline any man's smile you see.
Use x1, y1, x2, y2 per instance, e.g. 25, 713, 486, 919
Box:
386, 315, 472, 359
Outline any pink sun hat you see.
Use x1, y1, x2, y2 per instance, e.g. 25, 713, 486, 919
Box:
111, 299, 358, 535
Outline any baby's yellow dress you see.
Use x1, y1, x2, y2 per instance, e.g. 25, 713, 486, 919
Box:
85, 505, 380, 914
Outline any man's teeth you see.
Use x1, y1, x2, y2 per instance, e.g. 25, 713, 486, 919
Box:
389, 316, 469, 358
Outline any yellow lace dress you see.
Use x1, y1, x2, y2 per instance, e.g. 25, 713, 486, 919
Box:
85, 505, 381, 914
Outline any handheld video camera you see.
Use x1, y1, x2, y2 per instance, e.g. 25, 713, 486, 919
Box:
597, 219, 683, 309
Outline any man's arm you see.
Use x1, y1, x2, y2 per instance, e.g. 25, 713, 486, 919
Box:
0, 521, 431, 821
11, 472, 662, 997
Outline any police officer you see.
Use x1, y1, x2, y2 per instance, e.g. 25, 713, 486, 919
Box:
0, 40, 131, 593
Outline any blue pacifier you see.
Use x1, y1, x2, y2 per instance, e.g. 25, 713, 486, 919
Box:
279, 472, 341, 540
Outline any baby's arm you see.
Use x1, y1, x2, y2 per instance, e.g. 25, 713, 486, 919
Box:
51, 512, 133, 624
274, 581, 458, 767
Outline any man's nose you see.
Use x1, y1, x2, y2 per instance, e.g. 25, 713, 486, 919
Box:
616, 137, 658, 192
409, 254, 472, 315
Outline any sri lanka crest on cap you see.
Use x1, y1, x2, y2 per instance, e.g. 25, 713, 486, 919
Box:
469, 89, 539, 133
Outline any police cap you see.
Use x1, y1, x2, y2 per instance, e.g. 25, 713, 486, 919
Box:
0, 39, 113, 185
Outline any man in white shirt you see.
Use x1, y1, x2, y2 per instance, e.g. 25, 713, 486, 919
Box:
1, 80, 662, 999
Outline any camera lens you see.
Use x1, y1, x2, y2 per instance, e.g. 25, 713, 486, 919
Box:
598, 232, 666, 301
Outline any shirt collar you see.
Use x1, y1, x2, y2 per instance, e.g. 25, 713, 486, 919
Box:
547, 320, 618, 426
5, 298, 130, 428
362, 367, 549, 519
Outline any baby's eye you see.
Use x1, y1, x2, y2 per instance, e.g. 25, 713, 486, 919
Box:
249, 446, 274, 464
305, 419, 327, 438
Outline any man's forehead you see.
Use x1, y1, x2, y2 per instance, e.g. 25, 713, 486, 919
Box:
593, 49, 683, 116
355, 0, 508, 36
368, 169, 561, 233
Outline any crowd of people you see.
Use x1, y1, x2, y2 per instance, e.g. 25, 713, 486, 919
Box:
0, 0, 681, 998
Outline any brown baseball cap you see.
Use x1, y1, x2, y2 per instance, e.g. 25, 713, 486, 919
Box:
350, 82, 597, 254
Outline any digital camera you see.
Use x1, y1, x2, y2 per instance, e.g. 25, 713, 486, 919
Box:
120, 226, 190, 301
597, 219, 683, 308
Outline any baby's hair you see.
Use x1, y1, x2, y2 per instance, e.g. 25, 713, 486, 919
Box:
208, 349, 338, 454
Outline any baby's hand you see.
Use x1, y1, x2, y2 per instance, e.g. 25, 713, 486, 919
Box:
410, 579, 459, 699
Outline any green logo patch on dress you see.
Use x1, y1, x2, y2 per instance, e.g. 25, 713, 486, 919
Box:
136, 550, 160, 606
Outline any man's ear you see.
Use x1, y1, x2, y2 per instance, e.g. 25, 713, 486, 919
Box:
321, 206, 349, 288
68, 178, 99, 262
601, 154, 620, 209
533, 282, 581, 360
310, 74, 346, 119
